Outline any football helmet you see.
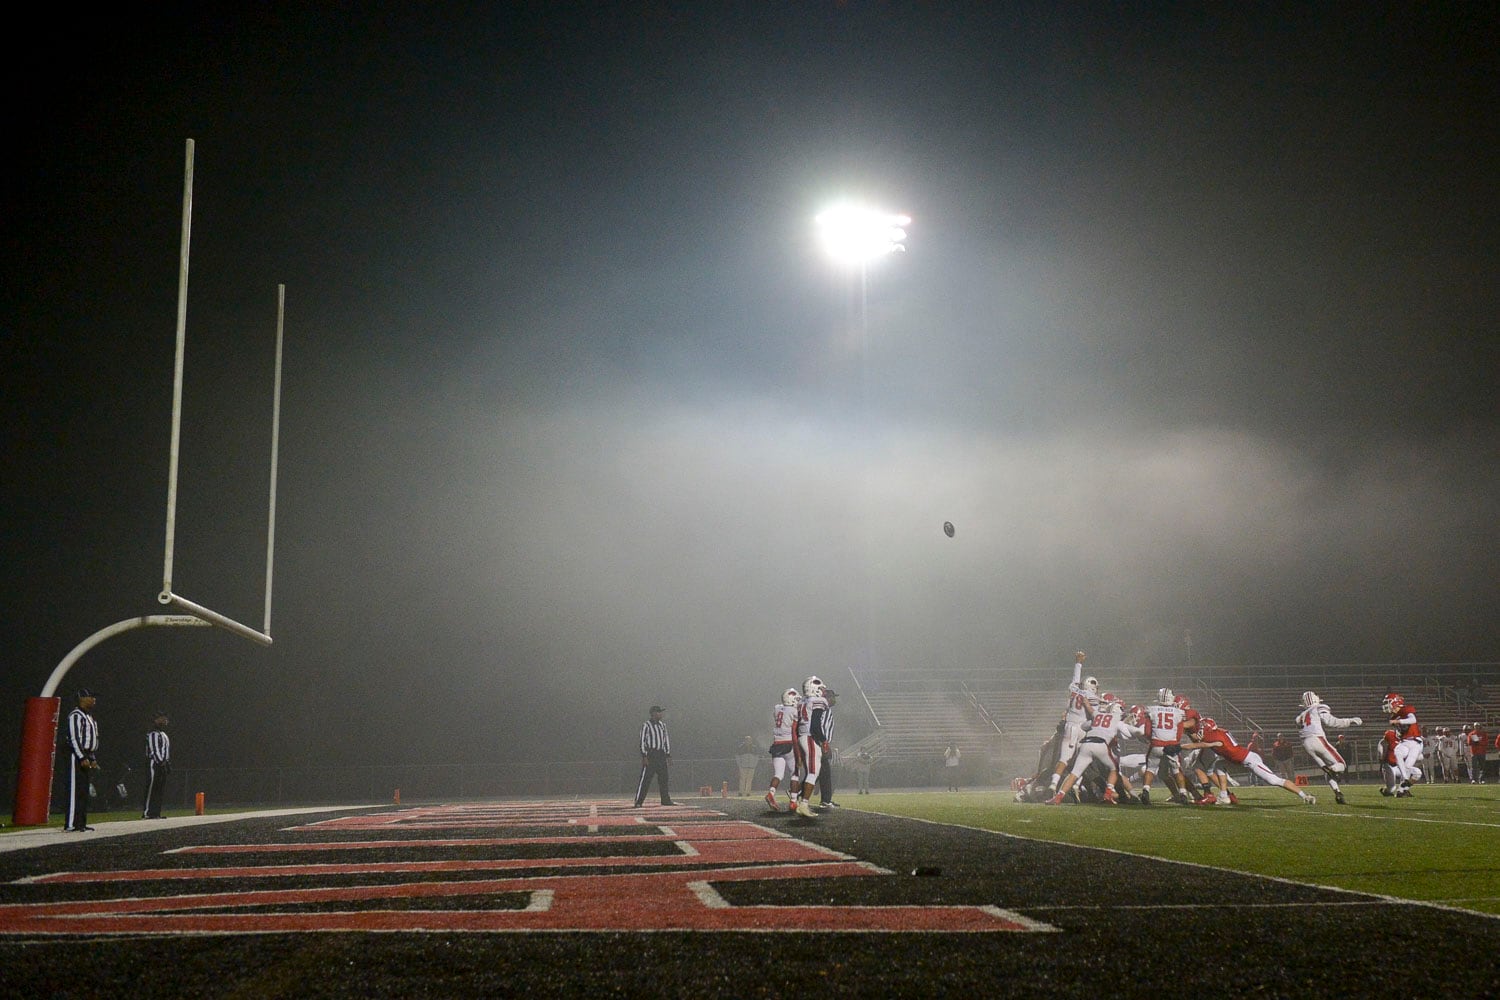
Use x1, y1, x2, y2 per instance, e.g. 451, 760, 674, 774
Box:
1382, 692, 1404, 715
803, 675, 825, 698
782, 687, 801, 707
1200, 717, 1216, 731
1157, 688, 1174, 705
1301, 691, 1321, 709
1174, 693, 1191, 710
1083, 676, 1100, 695
1130, 705, 1148, 726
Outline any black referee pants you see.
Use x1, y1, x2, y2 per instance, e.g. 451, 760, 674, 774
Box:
66, 757, 90, 831
143, 760, 169, 818
635, 750, 672, 806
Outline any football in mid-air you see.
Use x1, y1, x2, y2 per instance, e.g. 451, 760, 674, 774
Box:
942, 521, 955, 537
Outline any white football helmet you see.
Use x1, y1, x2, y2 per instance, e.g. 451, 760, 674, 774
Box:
803, 675, 825, 698
1157, 687, 1174, 705
782, 687, 801, 707
1082, 676, 1100, 695
1301, 691, 1321, 709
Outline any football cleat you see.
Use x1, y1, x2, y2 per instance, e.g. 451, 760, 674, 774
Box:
1227, 792, 1238, 805
765, 791, 780, 811
1380, 787, 1395, 796
1103, 787, 1118, 804
1046, 793, 1064, 805
1334, 790, 1346, 805
1302, 794, 1317, 805
795, 800, 817, 817
1139, 788, 1151, 806
1196, 793, 1217, 806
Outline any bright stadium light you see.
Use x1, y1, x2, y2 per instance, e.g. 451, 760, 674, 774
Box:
815, 202, 911, 266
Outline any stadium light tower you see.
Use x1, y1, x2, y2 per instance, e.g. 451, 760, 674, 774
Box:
815, 201, 910, 346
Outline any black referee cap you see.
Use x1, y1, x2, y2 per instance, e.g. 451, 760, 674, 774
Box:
76, 688, 95, 700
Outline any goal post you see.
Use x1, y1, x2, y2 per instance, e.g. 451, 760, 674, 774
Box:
10, 138, 284, 826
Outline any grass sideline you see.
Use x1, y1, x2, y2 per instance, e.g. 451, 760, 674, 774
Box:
845, 782, 1500, 916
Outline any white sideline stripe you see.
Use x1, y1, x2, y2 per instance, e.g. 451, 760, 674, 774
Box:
685, 882, 1059, 931
1034, 900, 1394, 911
859, 809, 1500, 923
1312, 811, 1500, 831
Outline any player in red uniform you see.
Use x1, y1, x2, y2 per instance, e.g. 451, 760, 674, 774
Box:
1383, 692, 1423, 793
1378, 728, 1405, 796
1184, 717, 1318, 805
1464, 722, 1489, 783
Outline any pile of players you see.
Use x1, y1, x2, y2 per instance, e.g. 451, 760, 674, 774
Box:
763, 675, 834, 818
1015, 652, 1426, 807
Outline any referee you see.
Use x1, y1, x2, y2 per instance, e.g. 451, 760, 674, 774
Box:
142, 711, 171, 819
64, 688, 100, 832
634, 705, 675, 807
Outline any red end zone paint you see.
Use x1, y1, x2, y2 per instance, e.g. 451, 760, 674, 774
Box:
0, 801, 1055, 935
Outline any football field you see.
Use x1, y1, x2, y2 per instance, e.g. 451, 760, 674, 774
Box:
1, 789, 1496, 997
856, 781, 1500, 916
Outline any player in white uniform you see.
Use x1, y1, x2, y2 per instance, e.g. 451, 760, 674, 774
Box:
1140, 688, 1191, 805
765, 688, 801, 811
1295, 691, 1362, 805
793, 676, 831, 818
1047, 697, 1144, 804
1048, 651, 1100, 794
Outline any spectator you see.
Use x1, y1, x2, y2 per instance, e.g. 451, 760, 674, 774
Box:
944, 745, 962, 791
734, 736, 759, 796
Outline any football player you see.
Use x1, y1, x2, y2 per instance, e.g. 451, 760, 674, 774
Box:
1047, 651, 1100, 795
1383, 692, 1423, 793
1047, 698, 1144, 805
1185, 717, 1318, 805
1464, 721, 1489, 783
1140, 688, 1192, 805
792, 676, 830, 818
1378, 728, 1403, 796
765, 687, 801, 811
1295, 691, 1362, 805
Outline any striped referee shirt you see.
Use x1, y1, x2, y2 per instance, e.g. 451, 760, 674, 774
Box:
147, 729, 171, 765
640, 719, 671, 755
68, 708, 99, 762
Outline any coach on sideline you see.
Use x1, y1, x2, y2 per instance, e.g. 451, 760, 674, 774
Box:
634, 705, 675, 807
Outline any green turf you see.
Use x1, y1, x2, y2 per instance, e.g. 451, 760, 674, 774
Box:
847, 782, 1500, 915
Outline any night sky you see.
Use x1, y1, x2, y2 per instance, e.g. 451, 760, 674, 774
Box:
4, 3, 1497, 774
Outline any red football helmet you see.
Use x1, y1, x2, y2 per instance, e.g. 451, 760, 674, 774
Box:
1382, 692, 1405, 715
1174, 694, 1191, 710
1199, 717, 1217, 732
